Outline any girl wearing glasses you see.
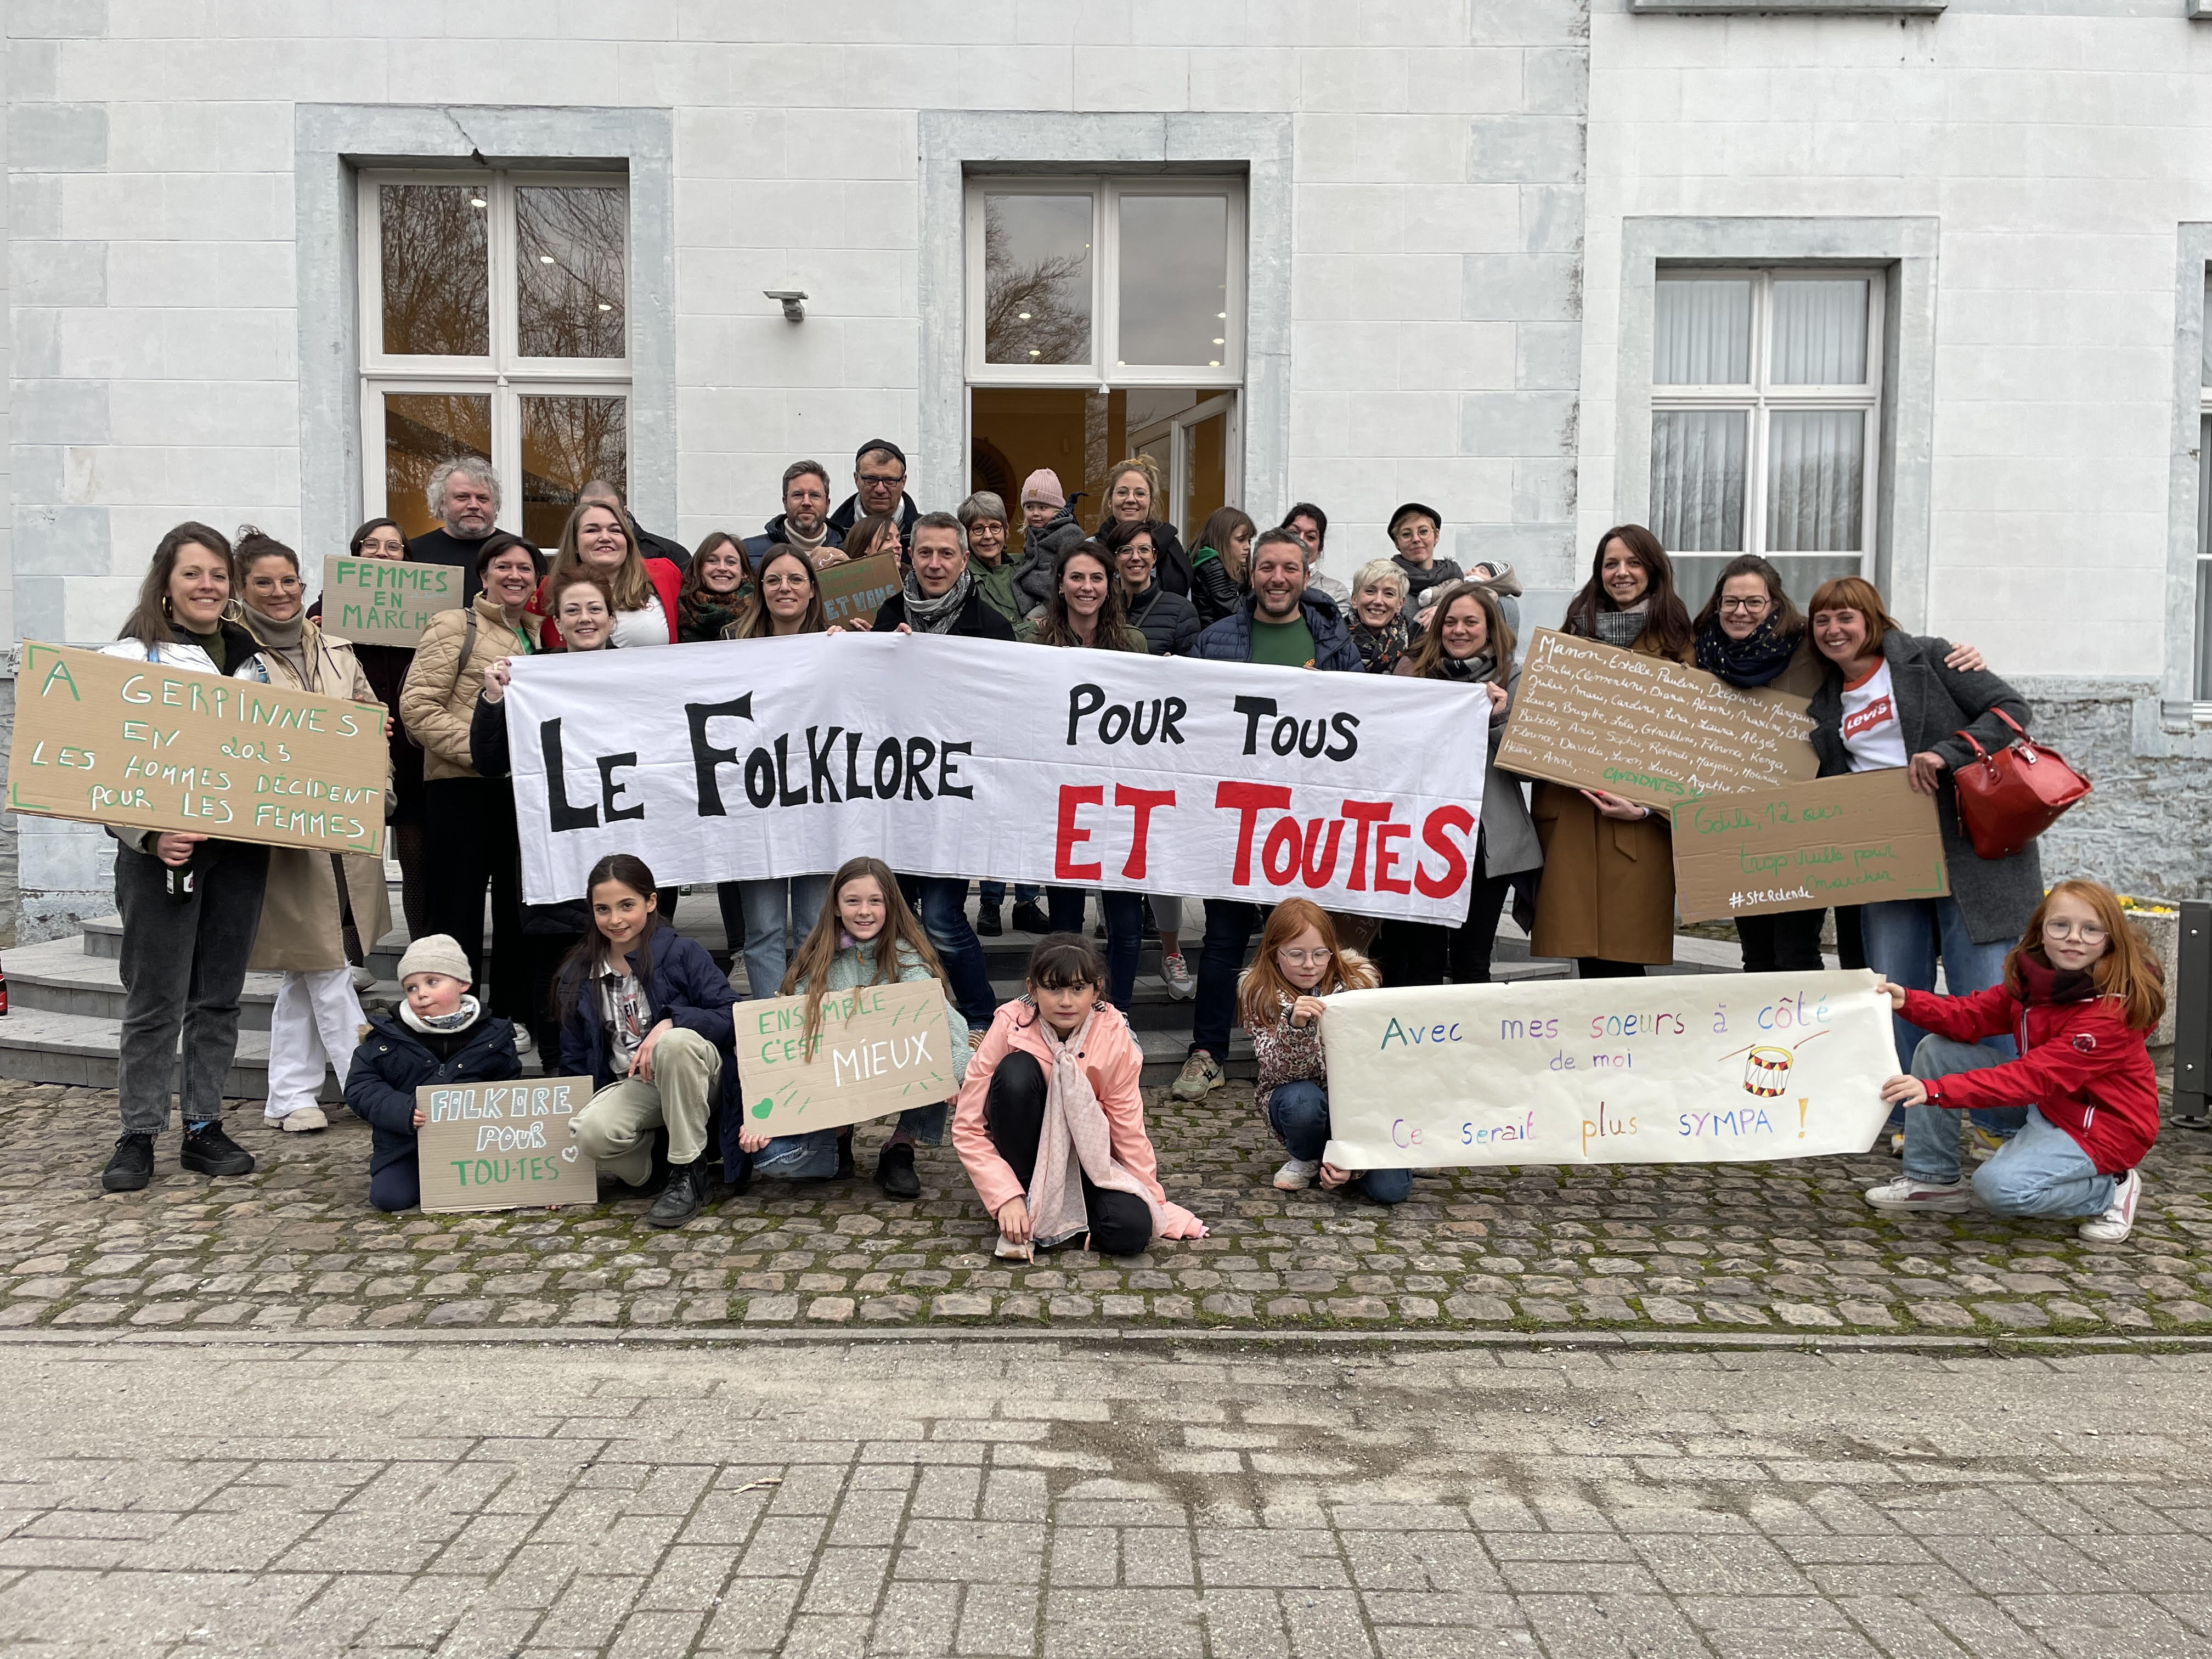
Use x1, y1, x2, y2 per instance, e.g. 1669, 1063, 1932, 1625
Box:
1863, 879, 2163, 1244
232, 527, 394, 1134
1237, 900, 1398, 1203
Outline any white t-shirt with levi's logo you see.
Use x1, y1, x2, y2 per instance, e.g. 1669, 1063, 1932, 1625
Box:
1840, 661, 1909, 772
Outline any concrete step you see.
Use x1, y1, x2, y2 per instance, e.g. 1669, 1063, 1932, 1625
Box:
0, 1006, 349, 1102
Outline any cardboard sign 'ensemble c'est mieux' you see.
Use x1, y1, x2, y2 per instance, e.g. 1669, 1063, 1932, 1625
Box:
6, 642, 388, 857
1495, 629, 1817, 810
737, 979, 961, 1138
416, 1075, 600, 1213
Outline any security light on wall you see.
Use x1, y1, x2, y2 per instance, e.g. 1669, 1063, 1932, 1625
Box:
764, 289, 807, 322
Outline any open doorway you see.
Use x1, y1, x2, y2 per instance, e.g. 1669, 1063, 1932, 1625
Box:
970, 387, 1237, 537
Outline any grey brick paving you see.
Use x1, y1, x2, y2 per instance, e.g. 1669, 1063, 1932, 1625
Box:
7, 1080, 2212, 1342
1, 1341, 2211, 1656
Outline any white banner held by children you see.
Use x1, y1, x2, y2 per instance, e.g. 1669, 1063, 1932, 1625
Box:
501, 631, 1492, 923
1319, 970, 1895, 1169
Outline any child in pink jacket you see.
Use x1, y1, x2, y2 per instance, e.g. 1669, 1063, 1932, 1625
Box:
954, 934, 1207, 1259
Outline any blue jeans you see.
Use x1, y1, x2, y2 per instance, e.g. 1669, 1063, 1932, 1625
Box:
979, 881, 1041, 907
1047, 887, 1144, 1012
1901, 1036, 2115, 1217
1190, 898, 1261, 1060
753, 1102, 950, 1181
725, 874, 831, 1001
1266, 1080, 1411, 1205
1861, 894, 2023, 1138
902, 876, 999, 1034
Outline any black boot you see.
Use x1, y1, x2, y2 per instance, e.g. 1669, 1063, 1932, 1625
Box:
874, 1141, 920, 1199
101, 1132, 155, 1193
1011, 900, 1049, 935
975, 901, 1003, 937
836, 1130, 856, 1180
646, 1160, 706, 1228
180, 1120, 255, 1178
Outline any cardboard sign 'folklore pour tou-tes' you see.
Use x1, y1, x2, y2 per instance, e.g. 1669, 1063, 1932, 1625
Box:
1319, 971, 1896, 1171
1671, 769, 1950, 922
5, 642, 389, 857
1494, 629, 1818, 810
416, 1075, 599, 1213
737, 980, 961, 1139
318, 554, 464, 646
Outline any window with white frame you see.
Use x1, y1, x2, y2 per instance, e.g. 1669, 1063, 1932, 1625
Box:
2197, 270, 2212, 706
358, 169, 629, 549
1649, 268, 1884, 607
963, 175, 1244, 536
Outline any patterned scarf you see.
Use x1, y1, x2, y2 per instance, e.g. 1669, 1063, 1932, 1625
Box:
1430, 651, 1496, 684
902, 565, 975, 634
1351, 614, 1413, 675
1592, 599, 1649, 648
1023, 1009, 1163, 1252
1695, 616, 1799, 688
678, 589, 746, 642
401, 995, 481, 1035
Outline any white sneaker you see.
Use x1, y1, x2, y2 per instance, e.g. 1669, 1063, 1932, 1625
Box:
1160, 952, 1195, 1001
2079, 1169, 2142, 1243
1863, 1176, 1972, 1215
1273, 1157, 1320, 1191
514, 1029, 535, 1055
350, 964, 376, 991
276, 1106, 328, 1133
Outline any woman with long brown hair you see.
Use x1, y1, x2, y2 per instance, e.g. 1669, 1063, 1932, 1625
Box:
1531, 524, 1695, 978
534, 499, 682, 647
677, 529, 751, 642
736, 857, 971, 1199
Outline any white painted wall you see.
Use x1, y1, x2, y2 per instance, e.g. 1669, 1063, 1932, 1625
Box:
1578, 0, 2212, 679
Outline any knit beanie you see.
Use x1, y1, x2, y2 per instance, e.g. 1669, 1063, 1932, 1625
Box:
1020, 469, 1066, 510
397, 933, 473, 987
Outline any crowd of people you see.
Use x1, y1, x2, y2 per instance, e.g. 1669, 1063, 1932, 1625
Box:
89, 438, 2162, 1249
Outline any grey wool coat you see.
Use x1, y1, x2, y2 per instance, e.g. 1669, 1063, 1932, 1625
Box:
1805, 629, 2045, 946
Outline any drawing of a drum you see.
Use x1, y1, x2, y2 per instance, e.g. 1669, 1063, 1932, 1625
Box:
1742, 1046, 1793, 1097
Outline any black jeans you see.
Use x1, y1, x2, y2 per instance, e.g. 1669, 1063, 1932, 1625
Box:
113, 838, 270, 1133
371, 1154, 420, 1214
1383, 870, 1514, 986
1047, 888, 1144, 1012
986, 1051, 1152, 1257
1835, 905, 1867, 972
1189, 898, 1262, 1059
1577, 958, 1645, 979
1735, 909, 1826, 974
423, 776, 529, 1023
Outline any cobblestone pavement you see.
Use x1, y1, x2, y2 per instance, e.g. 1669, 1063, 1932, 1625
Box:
5, 1079, 2212, 1341
2, 1339, 2209, 1656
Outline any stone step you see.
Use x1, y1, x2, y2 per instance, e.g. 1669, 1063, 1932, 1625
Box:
0, 1007, 349, 1102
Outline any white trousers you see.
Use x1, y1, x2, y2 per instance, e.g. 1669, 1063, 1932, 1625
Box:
265, 966, 365, 1118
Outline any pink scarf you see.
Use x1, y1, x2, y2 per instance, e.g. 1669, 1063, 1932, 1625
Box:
1026, 1011, 1163, 1251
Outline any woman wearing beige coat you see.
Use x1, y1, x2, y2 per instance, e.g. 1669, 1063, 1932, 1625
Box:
399, 532, 545, 1036
232, 530, 395, 1131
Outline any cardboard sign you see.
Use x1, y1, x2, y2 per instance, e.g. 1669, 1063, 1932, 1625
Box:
7, 642, 388, 856
818, 552, 904, 627
319, 555, 464, 645
416, 1074, 600, 1212
1496, 629, 1817, 810
1672, 769, 1950, 922
502, 633, 1492, 921
737, 979, 961, 1137
1318, 971, 1896, 1170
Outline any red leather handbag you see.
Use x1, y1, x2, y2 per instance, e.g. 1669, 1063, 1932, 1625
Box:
1949, 708, 2091, 861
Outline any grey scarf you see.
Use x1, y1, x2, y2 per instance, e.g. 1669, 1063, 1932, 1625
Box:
902, 565, 974, 634
1593, 599, 1649, 648
1432, 651, 1497, 684
242, 606, 313, 687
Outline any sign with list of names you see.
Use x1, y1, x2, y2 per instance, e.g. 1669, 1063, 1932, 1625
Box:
1495, 630, 1818, 811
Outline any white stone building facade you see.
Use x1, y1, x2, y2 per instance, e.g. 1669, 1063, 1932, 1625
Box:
4, 0, 2210, 936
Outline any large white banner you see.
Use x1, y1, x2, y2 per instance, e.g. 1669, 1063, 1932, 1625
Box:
1319, 970, 1896, 1169
503, 632, 1490, 921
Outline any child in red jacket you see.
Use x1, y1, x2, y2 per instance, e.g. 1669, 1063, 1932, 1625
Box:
1865, 879, 2164, 1242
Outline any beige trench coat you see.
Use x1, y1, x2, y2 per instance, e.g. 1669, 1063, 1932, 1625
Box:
244, 618, 394, 974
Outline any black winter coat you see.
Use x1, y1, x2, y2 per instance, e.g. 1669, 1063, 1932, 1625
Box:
345, 1011, 522, 1184
872, 586, 1018, 641
1188, 546, 1244, 627
1124, 582, 1201, 656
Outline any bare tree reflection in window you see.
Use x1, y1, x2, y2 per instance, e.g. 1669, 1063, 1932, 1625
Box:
516, 186, 627, 359
383, 393, 491, 537
983, 196, 1091, 366
521, 394, 628, 548
380, 184, 489, 356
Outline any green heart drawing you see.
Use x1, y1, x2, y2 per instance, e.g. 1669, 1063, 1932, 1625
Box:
751, 1098, 774, 1119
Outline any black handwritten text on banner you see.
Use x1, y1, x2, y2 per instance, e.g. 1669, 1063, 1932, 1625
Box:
501, 633, 1491, 922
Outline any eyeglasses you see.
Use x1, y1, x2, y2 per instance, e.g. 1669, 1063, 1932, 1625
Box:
2045, 921, 2108, 942
252, 576, 304, 592
1719, 596, 1770, 612
857, 472, 906, 488
1277, 949, 1331, 966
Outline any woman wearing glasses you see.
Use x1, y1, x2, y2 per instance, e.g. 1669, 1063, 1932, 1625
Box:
232, 527, 394, 1133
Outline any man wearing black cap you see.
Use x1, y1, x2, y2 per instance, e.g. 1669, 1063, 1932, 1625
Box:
1387, 500, 1464, 624
828, 440, 921, 540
